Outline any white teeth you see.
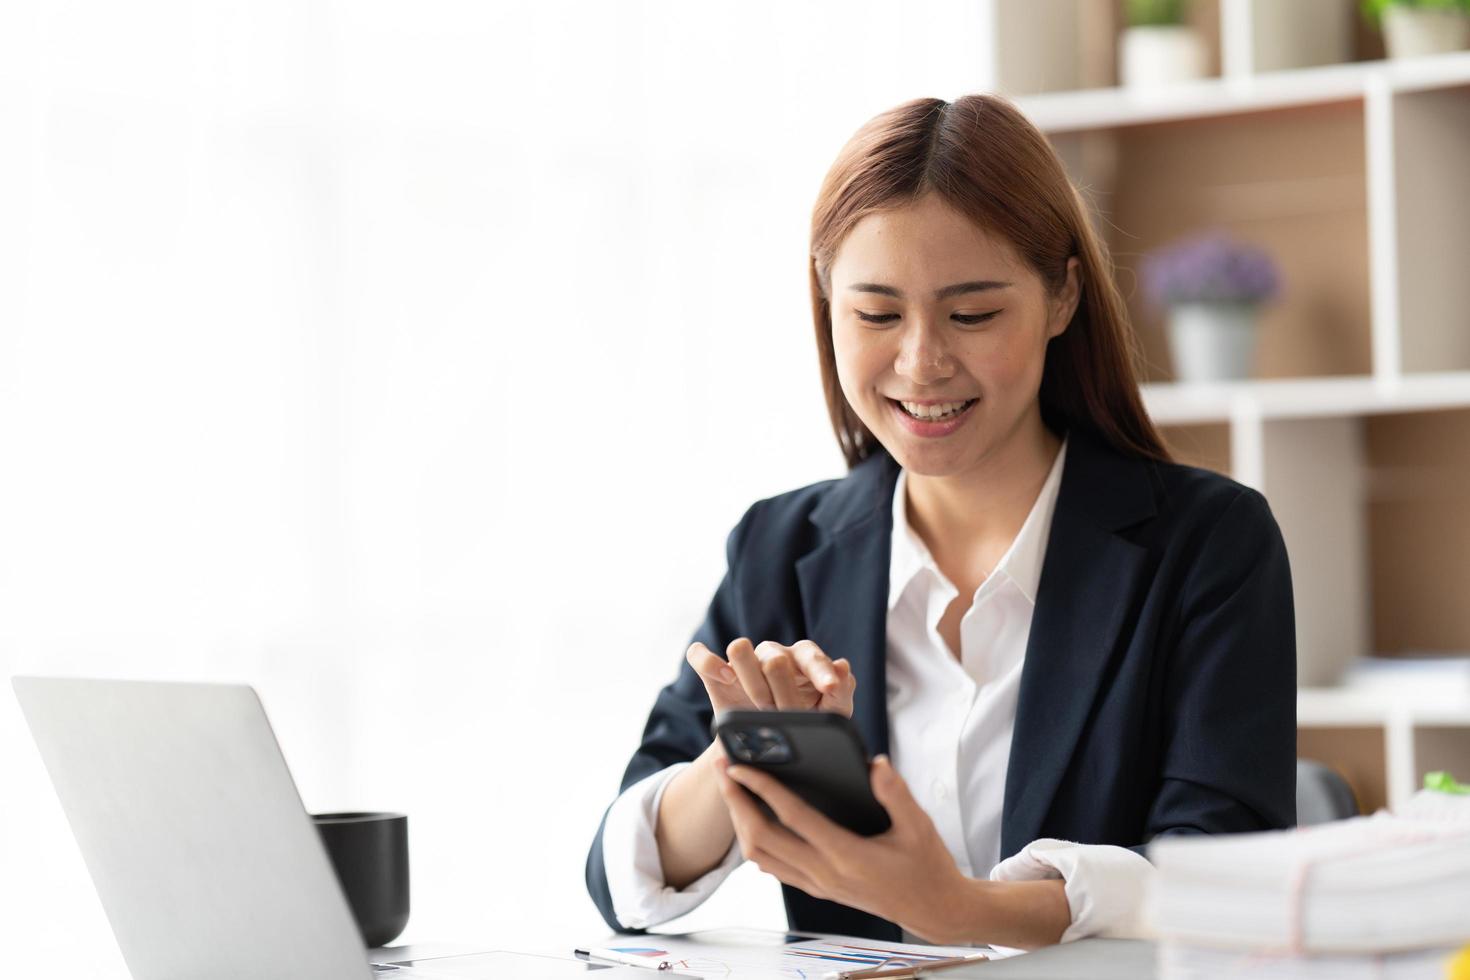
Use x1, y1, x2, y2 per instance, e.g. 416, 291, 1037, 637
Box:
899, 399, 973, 420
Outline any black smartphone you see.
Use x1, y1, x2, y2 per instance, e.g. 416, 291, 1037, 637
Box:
712, 709, 891, 836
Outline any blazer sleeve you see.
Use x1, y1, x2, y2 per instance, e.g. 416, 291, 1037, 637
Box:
584, 504, 756, 932
1144, 486, 1298, 846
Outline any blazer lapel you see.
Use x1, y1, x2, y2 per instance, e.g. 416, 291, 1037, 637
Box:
795, 451, 899, 758
1000, 431, 1157, 857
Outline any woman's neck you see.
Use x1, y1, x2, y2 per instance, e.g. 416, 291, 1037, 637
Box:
903, 416, 1062, 565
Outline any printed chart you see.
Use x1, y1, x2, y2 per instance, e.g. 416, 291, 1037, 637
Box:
582, 928, 988, 979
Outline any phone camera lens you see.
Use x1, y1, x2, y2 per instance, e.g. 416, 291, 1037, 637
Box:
752, 726, 792, 764
727, 726, 793, 764
729, 730, 755, 761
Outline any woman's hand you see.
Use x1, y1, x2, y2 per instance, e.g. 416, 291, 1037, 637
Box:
654, 637, 853, 890
713, 752, 975, 944
686, 637, 856, 717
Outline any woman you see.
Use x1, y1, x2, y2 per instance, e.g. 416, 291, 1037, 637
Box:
584, 94, 1295, 951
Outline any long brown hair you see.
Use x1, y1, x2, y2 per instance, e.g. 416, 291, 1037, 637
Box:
809, 95, 1170, 469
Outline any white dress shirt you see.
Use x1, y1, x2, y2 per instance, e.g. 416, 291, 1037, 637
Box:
601, 435, 1154, 944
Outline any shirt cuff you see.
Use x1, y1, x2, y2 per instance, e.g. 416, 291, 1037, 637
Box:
601, 761, 745, 930
988, 838, 1157, 945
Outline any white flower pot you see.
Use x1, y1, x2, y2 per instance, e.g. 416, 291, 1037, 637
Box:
1167, 302, 1260, 382
1119, 26, 1207, 89
1383, 6, 1470, 58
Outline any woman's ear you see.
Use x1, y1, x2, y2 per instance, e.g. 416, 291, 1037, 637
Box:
1046, 256, 1082, 340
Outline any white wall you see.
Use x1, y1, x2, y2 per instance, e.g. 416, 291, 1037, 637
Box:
0, 0, 993, 973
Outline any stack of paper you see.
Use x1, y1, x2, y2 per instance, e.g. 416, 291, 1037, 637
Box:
1148, 794, 1470, 978
1156, 943, 1457, 979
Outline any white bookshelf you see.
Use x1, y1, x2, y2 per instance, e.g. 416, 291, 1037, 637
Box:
1300, 658, 1470, 811
1016, 50, 1470, 133
1141, 372, 1470, 426
986, 1, 1470, 811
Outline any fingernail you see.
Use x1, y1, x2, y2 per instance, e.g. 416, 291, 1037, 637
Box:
820, 670, 835, 686
726, 767, 746, 783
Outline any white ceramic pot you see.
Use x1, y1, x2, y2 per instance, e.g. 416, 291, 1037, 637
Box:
1119, 25, 1207, 88
1167, 302, 1260, 382
1383, 6, 1470, 58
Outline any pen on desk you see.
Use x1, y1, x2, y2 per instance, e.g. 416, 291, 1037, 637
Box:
824, 951, 991, 980
574, 946, 676, 971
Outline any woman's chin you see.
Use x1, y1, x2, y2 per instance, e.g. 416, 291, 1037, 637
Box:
884, 441, 977, 479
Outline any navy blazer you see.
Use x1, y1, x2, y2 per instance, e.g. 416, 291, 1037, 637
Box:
585, 426, 1296, 941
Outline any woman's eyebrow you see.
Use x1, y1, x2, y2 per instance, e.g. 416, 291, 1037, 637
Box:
847, 280, 1014, 300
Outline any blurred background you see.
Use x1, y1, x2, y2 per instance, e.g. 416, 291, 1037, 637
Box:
4, 0, 1470, 975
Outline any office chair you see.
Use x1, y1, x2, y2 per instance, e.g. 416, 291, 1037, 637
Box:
1296, 758, 1359, 825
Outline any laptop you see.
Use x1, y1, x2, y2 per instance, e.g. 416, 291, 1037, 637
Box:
13, 676, 645, 979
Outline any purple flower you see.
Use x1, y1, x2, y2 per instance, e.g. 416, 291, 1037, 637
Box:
1140, 230, 1281, 307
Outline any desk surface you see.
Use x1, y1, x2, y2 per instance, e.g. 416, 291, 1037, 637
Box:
953, 939, 1154, 979
372, 938, 1157, 980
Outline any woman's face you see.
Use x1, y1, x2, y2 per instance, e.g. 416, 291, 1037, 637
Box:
827, 192, 1079, 479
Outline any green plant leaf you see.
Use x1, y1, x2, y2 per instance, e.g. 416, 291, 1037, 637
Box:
1125, 0, 1188, 28
1362, 0, 1470, 26
1424, 770, 1470, 795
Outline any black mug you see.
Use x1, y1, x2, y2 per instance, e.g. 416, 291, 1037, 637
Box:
312, 811, 410, 948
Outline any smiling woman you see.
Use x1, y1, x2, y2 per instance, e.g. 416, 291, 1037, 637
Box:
809, 98, 1165, 474
585, 94, 1296, 952
828, 194, 1074, 489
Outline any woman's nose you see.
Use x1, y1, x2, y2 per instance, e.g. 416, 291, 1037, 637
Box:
894, 321, 955, 385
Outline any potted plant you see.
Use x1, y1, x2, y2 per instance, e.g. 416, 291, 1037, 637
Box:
1361, 0, 1470, 58
1120, 0, 1207, 88
1141, 231, 1281, 383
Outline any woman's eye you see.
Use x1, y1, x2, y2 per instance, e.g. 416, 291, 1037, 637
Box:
854, 311, 1001, 326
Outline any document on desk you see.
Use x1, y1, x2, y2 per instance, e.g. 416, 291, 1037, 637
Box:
577, 927, 990, 979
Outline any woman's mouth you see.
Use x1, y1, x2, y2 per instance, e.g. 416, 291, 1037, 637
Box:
888, 397, 978, 437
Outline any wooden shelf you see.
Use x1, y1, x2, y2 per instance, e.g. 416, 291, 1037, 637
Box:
987, 1, 1470, 814
1024, 49, 1470, 687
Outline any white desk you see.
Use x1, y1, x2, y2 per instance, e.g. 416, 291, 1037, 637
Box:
370, 938, 1157, 979
949, 939, 1154, 979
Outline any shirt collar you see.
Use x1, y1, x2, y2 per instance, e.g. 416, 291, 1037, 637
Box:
887, 435, 1069, 611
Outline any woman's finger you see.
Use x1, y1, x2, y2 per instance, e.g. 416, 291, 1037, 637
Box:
814, 657, 855, 715
716, 758, 810, 861
686, 642, 755, 711
757, 642, 806, 709
727, 637, 777, 709
868, 755, 924, 831
727, 763, 859, 858
746, 845, 827, 899
715, 756, 778, 854
789, 640, 839, 695
686, 642, 736, 683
